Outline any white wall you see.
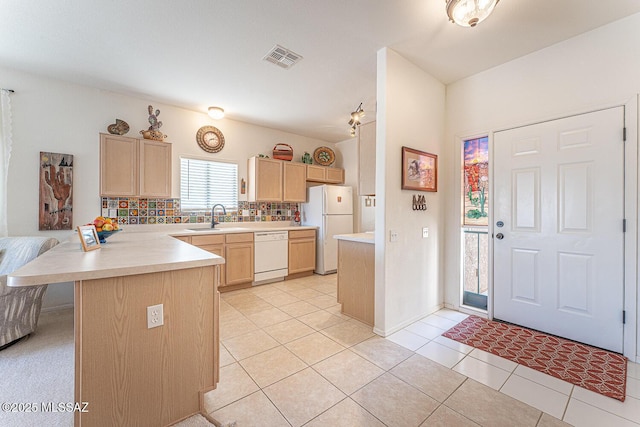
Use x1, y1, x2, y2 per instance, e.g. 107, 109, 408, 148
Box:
335, 137, 360, 232
375, 48, 446, 335
444, 13, 640, 360
1, 66, 334, 310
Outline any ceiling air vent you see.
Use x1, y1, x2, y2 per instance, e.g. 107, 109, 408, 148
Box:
263, 44, 303, 70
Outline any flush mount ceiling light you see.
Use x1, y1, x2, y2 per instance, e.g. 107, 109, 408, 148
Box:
208, 106, 225, 119
446, 0, 499, 27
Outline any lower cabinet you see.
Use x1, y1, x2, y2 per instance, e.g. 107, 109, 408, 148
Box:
288, 229, 316, 276
224, 233, 254, 287
188, 233, 254, 289
177, 229, 316, 287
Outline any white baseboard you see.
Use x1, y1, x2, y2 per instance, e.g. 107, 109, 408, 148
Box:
374, 303, 444, 337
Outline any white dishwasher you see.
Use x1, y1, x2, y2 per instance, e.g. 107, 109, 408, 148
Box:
254, 231, 288, 284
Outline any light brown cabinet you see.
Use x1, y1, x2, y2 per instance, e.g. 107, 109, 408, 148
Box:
100, 133, 171, 198
248, 157, 282, 201
358, 121, 376, 196
224, 233, 254, 286
283, 162, 307, 202
248, 157, 307, 202
189, 233, 253, 289
288, 229, 316, 277
191, 234, 226, 286
337, 239, 375, 326
306, 164, 344, 184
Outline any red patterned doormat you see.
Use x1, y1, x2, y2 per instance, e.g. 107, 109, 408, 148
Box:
442, 315, 627, 401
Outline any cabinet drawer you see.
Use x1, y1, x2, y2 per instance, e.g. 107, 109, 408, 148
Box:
191, 234, 225, 245
289, 229, 316, 239
173, 235, 192, 243
225, 233, 254, 243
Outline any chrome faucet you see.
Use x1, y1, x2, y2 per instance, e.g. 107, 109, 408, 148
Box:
211, 204, 227, 228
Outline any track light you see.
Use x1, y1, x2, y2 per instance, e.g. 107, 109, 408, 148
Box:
348, 102, 365, 127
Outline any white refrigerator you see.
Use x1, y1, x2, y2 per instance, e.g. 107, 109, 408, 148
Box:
302, 185, 353, 274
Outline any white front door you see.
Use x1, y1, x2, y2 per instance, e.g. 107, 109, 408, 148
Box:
493, 107, 625, 352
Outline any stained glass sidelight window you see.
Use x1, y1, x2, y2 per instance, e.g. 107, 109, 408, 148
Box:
463, 136, 489, 226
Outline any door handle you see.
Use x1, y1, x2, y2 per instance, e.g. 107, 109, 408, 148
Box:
496, 233, 504, 240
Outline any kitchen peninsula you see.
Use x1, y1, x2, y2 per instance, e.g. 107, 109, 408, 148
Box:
334, 232, 375, 326
8, 231, 224, 426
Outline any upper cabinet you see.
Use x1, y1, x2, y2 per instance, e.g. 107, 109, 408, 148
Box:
358, 121, 376, 196
100, 133, 172, 198
248, 157, 282, 201
248, 157, 307, 202
306, 164, 344, 184
282, 162, 307, 202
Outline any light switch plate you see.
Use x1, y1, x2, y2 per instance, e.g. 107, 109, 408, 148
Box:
422, 227, 429, 238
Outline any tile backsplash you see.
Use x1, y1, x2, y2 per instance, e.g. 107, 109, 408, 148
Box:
102, 198, 300, 225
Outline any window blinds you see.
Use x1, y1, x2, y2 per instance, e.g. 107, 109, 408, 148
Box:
180, 157, 238, 211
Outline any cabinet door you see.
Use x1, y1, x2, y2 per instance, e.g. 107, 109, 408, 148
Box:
225, 243, 254, 286
283, 162, 307, 202
198, 243, 226, 286
358, 121, 376, 195
325, 168, 344, 184
253, 158, 283, 201
288, 237, 316, 274
139, 139, 171, 198
306, 165, 325, 182
100, 134, 138, 197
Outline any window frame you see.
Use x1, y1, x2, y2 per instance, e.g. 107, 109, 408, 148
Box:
179, 156, 238, 212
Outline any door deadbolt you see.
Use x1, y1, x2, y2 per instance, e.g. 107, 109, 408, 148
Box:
496, 233, 504, 240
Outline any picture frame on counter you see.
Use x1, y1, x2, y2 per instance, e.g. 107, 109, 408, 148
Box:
77, 225, 101, 252
401, 146, 437, 192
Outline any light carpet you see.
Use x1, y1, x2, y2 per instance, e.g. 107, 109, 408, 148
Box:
442, 315, 627, 401
0, 309, 74, 427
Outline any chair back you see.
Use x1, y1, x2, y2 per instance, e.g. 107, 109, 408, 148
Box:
0, 237, 59, 276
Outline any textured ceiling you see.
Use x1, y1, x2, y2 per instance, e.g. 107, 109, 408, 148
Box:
1, 1, 639, 142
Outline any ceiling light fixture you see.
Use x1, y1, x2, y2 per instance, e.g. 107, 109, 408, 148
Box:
208, 106, 225, 119
348, 102, 365, 137
446, 0, 499, 28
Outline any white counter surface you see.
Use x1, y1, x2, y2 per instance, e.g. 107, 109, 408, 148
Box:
334, 232, 375, 244
7, 230, 223, 287
8, 223, 318, 287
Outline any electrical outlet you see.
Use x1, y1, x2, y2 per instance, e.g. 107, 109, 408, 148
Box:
390, 230, 399, 242
422, 227, 429, 238
147, 304, 164, 329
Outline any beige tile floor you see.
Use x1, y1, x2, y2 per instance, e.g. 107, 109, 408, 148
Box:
204, 274, 640, 427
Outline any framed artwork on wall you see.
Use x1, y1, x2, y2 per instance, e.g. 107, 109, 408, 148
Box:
39, 151, 73, 230
401, 146, 437, 192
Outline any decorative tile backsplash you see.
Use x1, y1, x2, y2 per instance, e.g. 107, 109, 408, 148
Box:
101, 198, 300, 225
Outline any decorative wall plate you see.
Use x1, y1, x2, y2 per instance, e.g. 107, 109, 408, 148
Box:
196, 126, 225, 153
313, 146, 335, 166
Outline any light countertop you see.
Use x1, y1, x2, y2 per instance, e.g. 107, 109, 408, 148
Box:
8, 223, 318, 287
7, 230, 224, 287
164, 223, 317, 237
334, 232, 374, 244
